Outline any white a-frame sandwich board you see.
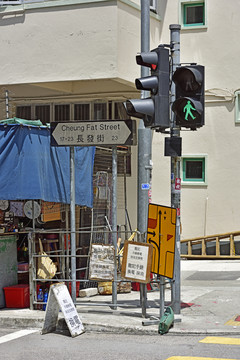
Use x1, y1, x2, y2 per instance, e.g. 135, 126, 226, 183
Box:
41, 282, 84, 337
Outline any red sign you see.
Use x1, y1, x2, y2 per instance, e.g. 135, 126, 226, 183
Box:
175, 178, 181, 191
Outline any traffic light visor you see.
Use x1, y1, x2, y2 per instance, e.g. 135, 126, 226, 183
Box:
136, 52, 158, 70
125, 99, 154, 119
172, 66, 203, 94
135, 75, 158, 94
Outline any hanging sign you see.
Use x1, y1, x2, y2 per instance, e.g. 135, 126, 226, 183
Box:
41, 283, 84, 337
89, 244, 115, 281
50, 120, 136, 147
121, 241, 153, 283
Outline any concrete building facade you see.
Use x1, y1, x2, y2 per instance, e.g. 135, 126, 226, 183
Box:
0, 0, 239, 240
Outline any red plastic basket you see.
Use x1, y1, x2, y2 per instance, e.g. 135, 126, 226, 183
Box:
3, 284, 30, 308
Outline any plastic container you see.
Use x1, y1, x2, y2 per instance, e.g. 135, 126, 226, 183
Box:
3, 284, 30, 308
45, 233, 58, 240
18, 263, 29, 272
67, 281, 80, 297
37, 288, 43, 310
42, 289, 48, 311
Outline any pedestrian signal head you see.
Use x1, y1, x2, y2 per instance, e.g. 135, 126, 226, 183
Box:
172, 65, 204, 130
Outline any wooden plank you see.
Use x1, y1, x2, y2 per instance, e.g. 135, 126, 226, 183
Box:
230, 234, 235, 256
215, 237, 220, 256
187, 241, 192, 256
180, 230, 240, 244
180, 254, 240, 259
201, 239, 206, 255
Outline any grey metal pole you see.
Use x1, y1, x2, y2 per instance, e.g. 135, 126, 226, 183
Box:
70, 146, 76, 303
159, 275, 165, 318
112, 146, 118, 309
169, 24, 181, 315
139, 0, 152, 318
5, 90, 9, 119
29, 231, 34, 309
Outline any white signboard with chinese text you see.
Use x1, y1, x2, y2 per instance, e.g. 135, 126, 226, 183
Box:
50, 120, 136, 147
41, 283, 84, 337
121, 241, 153, 284
89, 244, 115, 281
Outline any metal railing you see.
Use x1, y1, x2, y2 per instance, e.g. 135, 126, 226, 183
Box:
181, 230, 240, 259
28, 227, 144, 310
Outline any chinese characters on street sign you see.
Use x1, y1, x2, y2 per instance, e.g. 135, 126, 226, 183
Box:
50, 120, 136, 147
121, 241, 153, 283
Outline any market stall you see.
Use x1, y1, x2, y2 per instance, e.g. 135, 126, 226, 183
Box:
0, 119, 95, 308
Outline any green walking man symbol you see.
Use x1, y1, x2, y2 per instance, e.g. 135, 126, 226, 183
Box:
183, 100, 196, 121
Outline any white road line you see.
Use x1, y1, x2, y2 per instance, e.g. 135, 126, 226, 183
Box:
0, 330, 38, 345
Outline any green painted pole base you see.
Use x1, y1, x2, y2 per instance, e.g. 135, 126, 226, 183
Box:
158, 306, 174, 335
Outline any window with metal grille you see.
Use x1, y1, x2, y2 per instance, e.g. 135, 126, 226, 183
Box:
74, 103, 90, 121
35, 105, 50, 125
114, 102, 130, 120
54, 104, 70, 122
180, 1, 206, 28
184, 3, 204, 26
182, 156, 207, 185
94, 103, 107, 120
16, 105, 32, 120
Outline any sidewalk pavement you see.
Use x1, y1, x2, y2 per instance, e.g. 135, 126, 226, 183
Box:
0, 260, 240, 336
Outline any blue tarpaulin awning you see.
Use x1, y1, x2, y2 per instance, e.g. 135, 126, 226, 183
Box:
0, 123, 95, 208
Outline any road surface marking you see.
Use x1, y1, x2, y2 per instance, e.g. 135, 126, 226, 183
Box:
225, 315, 240, 326
0, 330, 38, 345
200, 337, 240, 345
166, 357, 239, 360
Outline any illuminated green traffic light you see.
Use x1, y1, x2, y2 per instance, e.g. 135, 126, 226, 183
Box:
183, 100, 196, 121
172, 65, 204, 130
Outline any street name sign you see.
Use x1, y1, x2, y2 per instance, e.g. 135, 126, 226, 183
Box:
147, 204, 176, 279
50, 119, 137, 147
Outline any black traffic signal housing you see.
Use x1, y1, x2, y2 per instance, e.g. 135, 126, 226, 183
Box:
125, 46, 170, 132
172, 65, 204, 130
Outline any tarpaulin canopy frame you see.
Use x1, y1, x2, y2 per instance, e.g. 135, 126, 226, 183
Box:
0, 119, 95, 307
0, 121, 95, 208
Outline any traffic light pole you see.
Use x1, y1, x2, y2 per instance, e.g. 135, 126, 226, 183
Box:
169, 24, 181, 315
139, 0, 151, 317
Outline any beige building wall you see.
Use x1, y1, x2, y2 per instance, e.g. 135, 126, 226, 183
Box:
151, 0, 240, 239
0, 0, 162, 234
1, 0, 240, 240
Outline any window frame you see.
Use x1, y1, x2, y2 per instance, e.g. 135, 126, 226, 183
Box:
150, 0, 157, 14
235, 91, 240, 124
181, 155, 207, 186
180, 0, 207, 29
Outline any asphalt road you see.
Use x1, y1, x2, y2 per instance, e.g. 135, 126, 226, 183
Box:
0, 328, 240, 360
